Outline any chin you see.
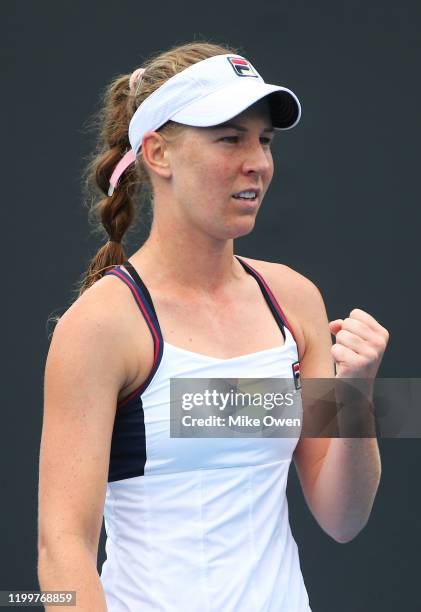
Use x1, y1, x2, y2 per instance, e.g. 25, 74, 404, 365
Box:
235, 219, 257, 238
217, 217, 257, 240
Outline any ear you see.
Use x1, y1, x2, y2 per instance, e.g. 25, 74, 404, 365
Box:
141, 131, 172, 179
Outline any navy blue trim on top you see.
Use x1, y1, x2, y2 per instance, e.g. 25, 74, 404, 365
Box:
235, 256, 286, 342
104, 257, 292, 482
107, 395, 147, 482
122, 261, 157, 316
104, 265, 164, 408
104, 263, 165, 482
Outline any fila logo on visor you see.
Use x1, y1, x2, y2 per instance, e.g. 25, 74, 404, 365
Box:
227, 56, 259, 78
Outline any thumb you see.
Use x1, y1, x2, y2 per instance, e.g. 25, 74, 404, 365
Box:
329, 319, 343, 335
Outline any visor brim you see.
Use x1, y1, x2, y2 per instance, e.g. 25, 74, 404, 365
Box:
169, 81, 301, 130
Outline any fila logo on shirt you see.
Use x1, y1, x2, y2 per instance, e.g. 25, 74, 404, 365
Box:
292, 361, 301, 390
227, 56, 259, 78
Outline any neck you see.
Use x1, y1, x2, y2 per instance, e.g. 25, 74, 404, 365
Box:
130, 217, 244, 295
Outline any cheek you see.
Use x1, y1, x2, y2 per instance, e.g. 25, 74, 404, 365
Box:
192, 159, 235, 193
171, 140, 241, 200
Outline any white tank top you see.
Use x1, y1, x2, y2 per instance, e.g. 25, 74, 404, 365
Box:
100, 256, 311, 612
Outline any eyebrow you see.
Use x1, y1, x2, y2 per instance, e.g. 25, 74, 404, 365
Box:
213, 122, 275, 133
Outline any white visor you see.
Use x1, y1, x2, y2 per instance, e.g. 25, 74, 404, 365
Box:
108, 53, 301, 196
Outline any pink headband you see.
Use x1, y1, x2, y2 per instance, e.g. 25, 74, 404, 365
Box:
107, 68, 146, 196
108, 55, 302, 197
129, 67, 145, 95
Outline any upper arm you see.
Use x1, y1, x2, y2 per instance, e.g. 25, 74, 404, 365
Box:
281, 272, 336, 507
38, 282, 132, 558
241, 258, 336, 497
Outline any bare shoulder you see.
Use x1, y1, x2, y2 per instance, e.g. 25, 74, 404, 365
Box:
55, 275, 133, 366
238, 255, 322, 299
57, 272, 137, 334
39, 274, 142, 554
238, 255, 328, 359
51, 273, 153, 398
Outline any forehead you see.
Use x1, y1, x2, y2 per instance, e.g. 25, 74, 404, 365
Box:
171, 98, 274, 145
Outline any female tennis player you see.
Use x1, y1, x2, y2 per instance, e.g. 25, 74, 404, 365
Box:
38, 41, 388, 611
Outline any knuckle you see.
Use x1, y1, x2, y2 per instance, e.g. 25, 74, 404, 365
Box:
336, 329, 348, 342
367, 347, 379, 361
331, 344, 342, 357
374, 333, 388, 351
358, 355, 372, 368
372, 335, 383, 348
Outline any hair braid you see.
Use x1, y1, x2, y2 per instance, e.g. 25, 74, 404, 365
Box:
47, 39, 242, 336
55, 40, 240, 325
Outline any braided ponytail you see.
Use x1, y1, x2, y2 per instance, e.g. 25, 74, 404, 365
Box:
77, 39, 240, 296
47, 40, 241, 337
78, 74, 147, 294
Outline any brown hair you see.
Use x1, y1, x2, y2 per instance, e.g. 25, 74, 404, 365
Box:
47, 40, 242, 338
78, 39, 240, 297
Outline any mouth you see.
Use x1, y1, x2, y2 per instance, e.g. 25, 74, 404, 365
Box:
231, 189, 260, 208
231, 195, 259, 206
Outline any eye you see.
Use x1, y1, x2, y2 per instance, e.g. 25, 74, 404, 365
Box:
219, 136, 273, 145
220, 136, 238, 143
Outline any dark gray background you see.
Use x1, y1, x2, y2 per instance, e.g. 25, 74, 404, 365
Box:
3, 1, 420, 610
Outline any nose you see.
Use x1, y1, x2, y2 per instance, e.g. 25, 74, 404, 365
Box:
241, 141, 273, 176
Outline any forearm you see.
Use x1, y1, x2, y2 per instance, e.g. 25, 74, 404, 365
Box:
38, 537, 107, 611
310, 437, 381, 543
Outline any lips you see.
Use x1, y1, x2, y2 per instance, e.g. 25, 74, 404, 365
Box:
232, 194, 257, 200
231, 195, 259, 208
232, 188, 261, 199
235, 187, 261, 194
